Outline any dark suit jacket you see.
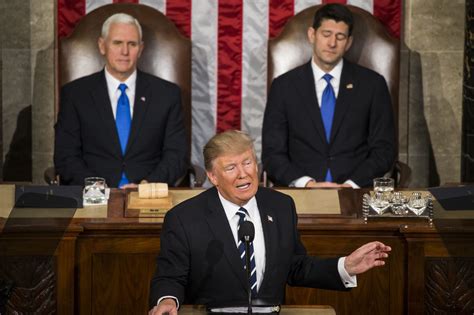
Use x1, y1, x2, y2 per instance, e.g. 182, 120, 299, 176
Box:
262, 59, 396, 187
149, 187, 346, 308
54, 70, 188, 187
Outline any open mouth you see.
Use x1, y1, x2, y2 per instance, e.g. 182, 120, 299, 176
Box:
236, 183, 251, 190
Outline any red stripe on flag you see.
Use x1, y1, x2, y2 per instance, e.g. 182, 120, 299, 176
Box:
113, 0, 139, 3
216, 0, 243, 132
269, 0, 294, 38
58, 0, 85, 38
166, 0, 192, 38
374, 0, 401, 38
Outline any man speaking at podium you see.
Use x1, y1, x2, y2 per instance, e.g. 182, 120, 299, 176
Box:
54, 13, 188, 188
149, 130, 391, 314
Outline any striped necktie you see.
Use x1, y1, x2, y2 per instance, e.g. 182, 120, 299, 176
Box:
236, 207, 258, 296
321, 73, 335, 182
116, 83, 131, 187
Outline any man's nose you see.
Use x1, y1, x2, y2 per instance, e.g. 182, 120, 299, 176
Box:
236, 165, 248, 178
121, 44, 129, 55
328, 35, 337, 47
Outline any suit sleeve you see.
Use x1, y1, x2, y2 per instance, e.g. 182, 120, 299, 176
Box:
54, 86, 95, 185
144, 87, 189, 186
262, 78, 307, 186
348, 75, 396, 187
149, 210, 190, 308
286, 198, 347, 291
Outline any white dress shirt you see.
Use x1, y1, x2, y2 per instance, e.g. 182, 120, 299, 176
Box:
104, 68, 137, 119
291, 58, 359, 189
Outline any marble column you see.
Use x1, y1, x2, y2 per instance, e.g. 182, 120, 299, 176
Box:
462, 0, 474, 182
1, 0, 32, 182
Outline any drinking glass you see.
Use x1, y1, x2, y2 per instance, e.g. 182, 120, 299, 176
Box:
373, 177, 394, 199
83, 177, 107, 204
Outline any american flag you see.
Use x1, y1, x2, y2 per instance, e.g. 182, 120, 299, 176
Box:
58, 0, 401, 170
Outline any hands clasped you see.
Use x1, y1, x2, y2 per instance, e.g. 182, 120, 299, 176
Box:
149, 298, 177, 315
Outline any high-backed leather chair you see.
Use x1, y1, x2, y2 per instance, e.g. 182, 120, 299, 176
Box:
267, 4, 410, 187
47, 3, 206, 186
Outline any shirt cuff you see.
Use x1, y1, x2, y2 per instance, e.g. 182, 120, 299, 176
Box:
338, 257, 357, 288
291, 176, 315, 188
157, 296, 180, 310
344, 179, 360, 189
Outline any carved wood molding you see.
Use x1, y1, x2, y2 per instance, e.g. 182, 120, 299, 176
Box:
425, 258, 474, 314
0, 256, 56, 313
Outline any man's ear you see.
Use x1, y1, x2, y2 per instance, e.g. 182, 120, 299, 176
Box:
307, 27, 316, 44
345, 35, 353, 52
206, 170, 218, 186
98, 37, 106, 55
138, 42, 144, 58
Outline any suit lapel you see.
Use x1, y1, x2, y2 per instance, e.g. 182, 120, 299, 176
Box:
125, 71, 151, 155
205, 188, 249, 292
330, 60, 355, 143
296, 61, 327, 144
91, 71, 122, 156
254, 190, 278, 292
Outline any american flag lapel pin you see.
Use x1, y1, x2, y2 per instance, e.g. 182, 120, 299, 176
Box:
267, 215, 273, 222
140, 96, 146, 102
346, 83, 353, 89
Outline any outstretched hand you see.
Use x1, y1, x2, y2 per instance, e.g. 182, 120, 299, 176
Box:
344, 241, 391, 276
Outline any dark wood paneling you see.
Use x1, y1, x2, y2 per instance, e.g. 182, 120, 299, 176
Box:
76, 235, 160, 315
92, 253, 157, 314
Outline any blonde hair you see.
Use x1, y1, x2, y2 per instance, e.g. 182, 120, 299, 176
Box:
101, 13, 143, 41
203, 130, 256, 171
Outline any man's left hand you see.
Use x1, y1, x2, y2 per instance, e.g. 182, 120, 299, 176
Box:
344, 241, 391, 276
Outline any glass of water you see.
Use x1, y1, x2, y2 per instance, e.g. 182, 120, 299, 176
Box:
83, 177, 107, 204
373, 177, 394, 197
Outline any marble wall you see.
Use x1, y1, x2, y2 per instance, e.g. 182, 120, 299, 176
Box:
400, 0, 465, 187
0, 0, 466, 187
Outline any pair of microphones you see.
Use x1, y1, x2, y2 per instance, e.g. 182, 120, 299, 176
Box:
238, 221, 255, 315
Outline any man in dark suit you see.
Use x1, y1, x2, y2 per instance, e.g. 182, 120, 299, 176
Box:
262, 3, 395, 188
149, 130, 391, 314
54, 13, 188, 188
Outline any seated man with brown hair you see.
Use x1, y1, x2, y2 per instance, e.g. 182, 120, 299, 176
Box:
262, 3, 396, 188
54, 13, 188, 188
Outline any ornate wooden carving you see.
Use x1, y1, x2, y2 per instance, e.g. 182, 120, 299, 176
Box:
0, 256, 56, 313
425, 258, 474, 314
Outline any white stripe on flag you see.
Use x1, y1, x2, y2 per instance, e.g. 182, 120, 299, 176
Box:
348, 0, 374, 13
191, 0, 218, 172
295, 0, 322, 14
241, 0, 269, 163
140, 0, 166, 13
86, 0, 111, 14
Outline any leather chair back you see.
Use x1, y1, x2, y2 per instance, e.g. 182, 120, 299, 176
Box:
58, 3, 192, 144
268, 5, 400, 128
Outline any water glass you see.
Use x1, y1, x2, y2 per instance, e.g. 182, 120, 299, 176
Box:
373, 177, 394, 199
83, 177, 107, 204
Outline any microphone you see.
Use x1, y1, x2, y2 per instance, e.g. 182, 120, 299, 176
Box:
238, 221, 255, 315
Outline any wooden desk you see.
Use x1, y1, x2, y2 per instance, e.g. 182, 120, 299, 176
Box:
178, 305, 336, 314
1, 187, 474, 314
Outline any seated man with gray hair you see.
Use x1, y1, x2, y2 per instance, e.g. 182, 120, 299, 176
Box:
54, 13, 188, 188
149, 130, 391, 314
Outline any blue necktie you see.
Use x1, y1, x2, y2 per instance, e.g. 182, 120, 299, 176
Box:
236, 207, 258, 297
116, 83, 131, 187
321, 74, 335, 182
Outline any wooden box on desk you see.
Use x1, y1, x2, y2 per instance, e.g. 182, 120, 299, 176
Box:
125, 189, 204, 218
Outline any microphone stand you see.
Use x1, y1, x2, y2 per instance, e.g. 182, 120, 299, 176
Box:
244, 235, 252, 315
